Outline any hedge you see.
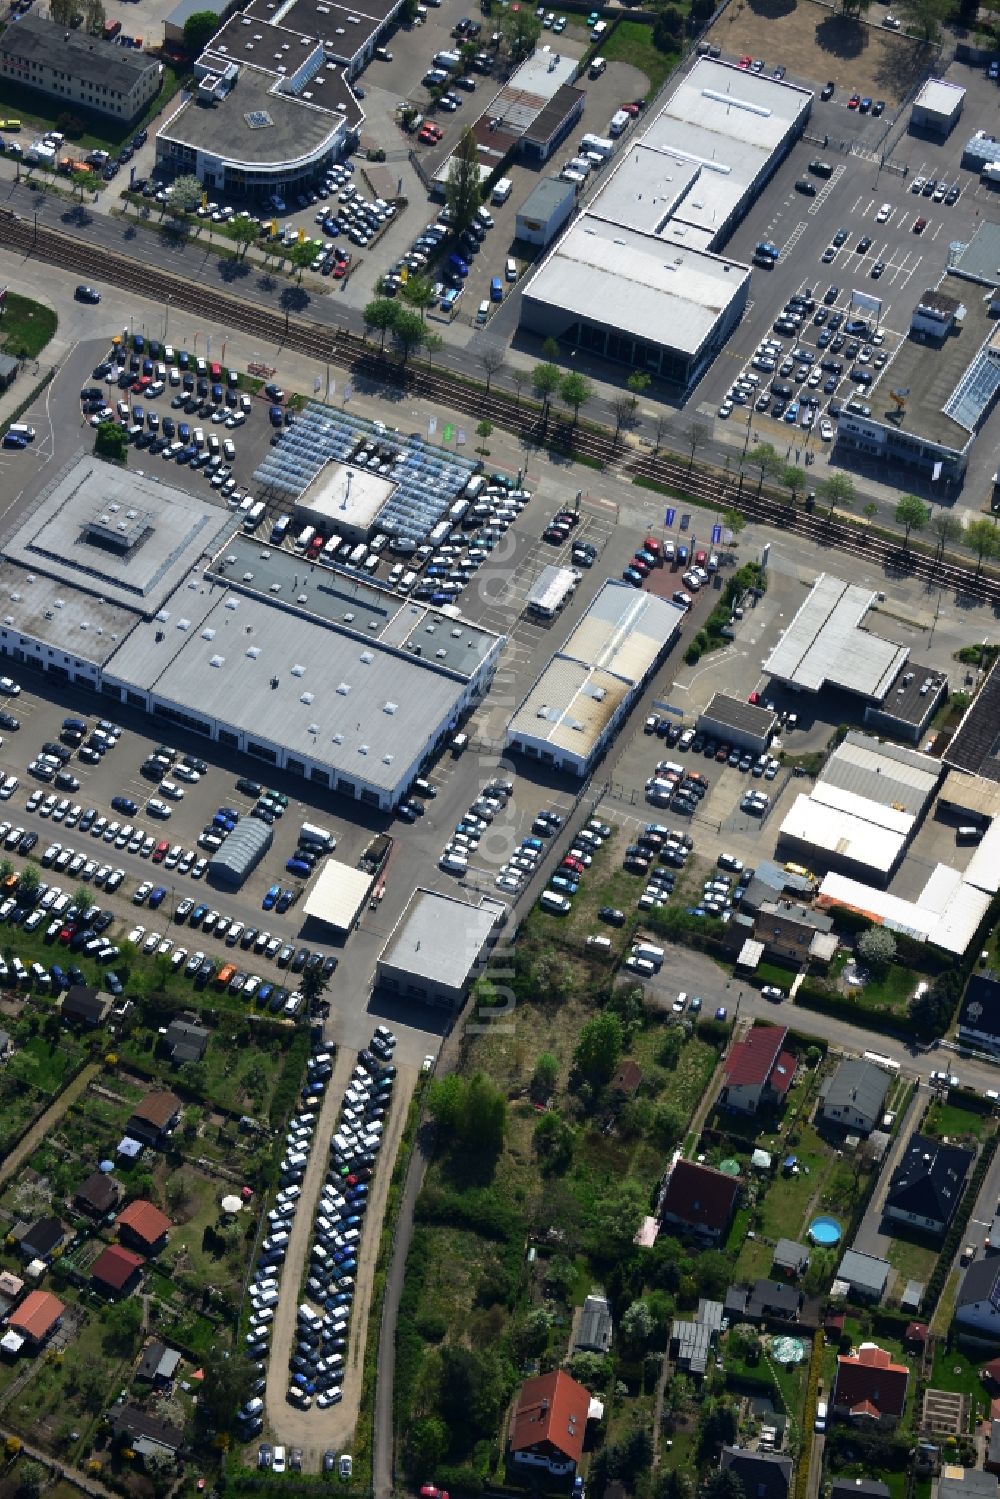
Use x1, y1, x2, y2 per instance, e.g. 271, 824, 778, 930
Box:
794, 979, 918, 1039
923, 1125, 999, 1312
795, 1329, 824, 1499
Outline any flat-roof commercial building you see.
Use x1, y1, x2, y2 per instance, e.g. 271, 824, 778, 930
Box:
697, 693, 777, 754
506, 581, 685, 776
0, 453, 504, 813
910, 78, 965, 138
376, 887, 505, 1008
515, 176, 576, 248
0, 12, 163, 123
817, 865, 992, 957
764, 574, 908, 700
945, 657, 1000, 784
518, 58, 812, 386
302, 859, 373, 931
835, 273, 998, 487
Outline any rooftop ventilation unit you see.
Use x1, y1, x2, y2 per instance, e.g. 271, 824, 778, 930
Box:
210, 654, 225, 668
247, 646, 261, 659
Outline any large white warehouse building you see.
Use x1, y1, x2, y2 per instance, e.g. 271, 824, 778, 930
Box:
519, 58, 813, 386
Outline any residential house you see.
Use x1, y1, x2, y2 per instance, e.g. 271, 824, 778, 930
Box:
720, 1024, 795, 1115
754, 899, 838, 965
884, 1134, 974, 1237
720, 1447, 793, 1499
820, 1059, 891, 1136
836, 1249, 891, 1303
110, 1405, 184, 1461
162, 1018, 209, 1066
740, 859, 815, 915
830, 1481, 891, 1499
7, 1289, 64, 1347
126, 1091, 182, 1148
116, 1200, 171, 1254
508, 1369, 591, 1476
18, 1217, 66, 1264
660, 1158, 740, 1244
832, 1342, 909, 1427
672, 1299, 723, 1375
954, 1257, 1000, 1343
724, 1280, 803, 1327
938, 1469, 999, 1499
91, 1244, 144, 1298
959, 975, 1000, 1055
773, 1239, 810, 1277
60, 985, 111, 1028
135, 1341, 182, 1387
74, 1171, 121, 1219
575, 1294, 612, 1354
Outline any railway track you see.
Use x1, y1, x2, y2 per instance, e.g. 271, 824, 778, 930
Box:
6, 209, 1000, 605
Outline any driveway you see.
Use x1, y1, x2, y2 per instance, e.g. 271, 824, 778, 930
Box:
851, 1079, 925, 1260
263, 1045, 416, 1471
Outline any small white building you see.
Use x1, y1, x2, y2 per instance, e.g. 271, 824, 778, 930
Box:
911, 78, 965, 138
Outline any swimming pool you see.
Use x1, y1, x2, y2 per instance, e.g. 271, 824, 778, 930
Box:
808, 1216, 843, 1246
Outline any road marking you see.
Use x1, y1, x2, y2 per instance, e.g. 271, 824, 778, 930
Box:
781, 221, 809, 257
808, 165, 845, 216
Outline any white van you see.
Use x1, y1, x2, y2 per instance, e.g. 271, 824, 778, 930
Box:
540, 890, 571, 915
244, 501, 265, 532
566, 156, 592, 178
609, 108, 630, 136
349, 542, 366, 566
8, 423, 35, 441
632, 941, 665, 968
580, 132, 614, 159
492, 177, 512, 205
465, 475, 486, 499
560, 168, 586, 188
399, 569, 416, 593
815, 1401, 828, 1434
624, 955, 655, 976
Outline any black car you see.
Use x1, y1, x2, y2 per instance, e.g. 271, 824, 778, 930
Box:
0, 711, 20, 731
18, 832, 37, 855
75, 285, 101, 303
598, 905, 625, 926
821, 80, 835, 99
236, 776, 263, 797
111, 794, 138, 815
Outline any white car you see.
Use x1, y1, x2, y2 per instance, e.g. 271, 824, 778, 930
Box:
718, 400, 733, 419
339, 1456, 353, 1480
876, 202, 891, 223
0, 677, 21, 695
820, 419, 834, 441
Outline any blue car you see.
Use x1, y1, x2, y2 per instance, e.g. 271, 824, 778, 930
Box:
191, 903, 208, 924
622, 567, 643, 587
550, 875, 578, 895
217, 806, 239, 820
257, 982, 273, 1005
269, 405, 283, 427
286, 858, 311, 877
178, 422, 190, 441
339, 1258, 357, 1273
276, 889, 294, 914
522, 836, 543, 851
677, 544, 689, 564
214, 814, 236, 832
148, 886, 167, 909
262, 884, 281, 911
132, 405, 143, 423
447, 253, 469, 276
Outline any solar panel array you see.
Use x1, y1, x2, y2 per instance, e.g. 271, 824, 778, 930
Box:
252, 404, 479, 544
944, 350, 1000, 432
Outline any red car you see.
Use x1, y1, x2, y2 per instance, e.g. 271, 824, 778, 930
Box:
152, 840, 169, 863
561, 856, 585, 875
643, 536, 661, 556
333, 261, 348, 279
307, 533, 325, 557
847, 93, 861, 108
738, 53, 752, 67
620, 101, 640, 115
913, 216, 927, 233
631, 556, 650, 576
694, 549, 707, 566
748, 691, 760, 704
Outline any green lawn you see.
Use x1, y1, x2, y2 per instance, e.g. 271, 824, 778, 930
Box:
885, 1230, 939, 1289
0, 293, 58, 361
924, 1098, 989, 1140
7, 1030, 84, 1091
600, 21, 678, 98
856, 964, 920, 1014
930, 1345, 991, 1426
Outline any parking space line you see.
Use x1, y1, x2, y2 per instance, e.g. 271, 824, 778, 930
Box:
781, 221, 809, 258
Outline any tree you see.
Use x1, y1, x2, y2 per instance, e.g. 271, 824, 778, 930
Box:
227, 213, 257, 259
407, 1417, 449, 1476
628, 370, 651, 404
894, 493, 930, 549
363, 297, 398, 352
510, 366, 527, 408
687, 418, 709, 472
531, 361, 561, 420
747, 441, 782, 495
611, 394, 637, 443
19, 863, 40, 898
166, 174, 202, 217
183, 9, 220, 53
392, 308, 425, 366
83, 0, 105, 32
574, 1012, 623, 1084
620, 1298, 655, 1354
588, 1179, 647, 1259
817, 471, 856, 519
863, 501, 878, 523
278, 284, 310, 332
892, 0, 949, 38
49, 0, 75, 22
422, 329, 444, 369
16, 1462, 46, 1499
73, 886, 94, 916
475, 418, 493, 453
298, 964, 328, 1007
286, 239, 314, 283
560, 370, 593, 426
702, 1467, 745, 1499
194, 1346, 255, 1437
930, 510, 963, 561
534, 1110, 574, 1173
401, 274, 436, 320
445, 128, 482, 233
722, 507, 745, 537
0, 858, 13, 886
71, 169, 92, 201
783, 464, 805, 504
964, 517, 1000, 577
95, 419, 127, 463
532, 1051, 558, 1097
858, 925, 896, 976
479, 342, 506, 399
653, 1100, 685, 1148
653, 4, 684, 49
498, 3, 542, 60
102, 1296, 142, 1355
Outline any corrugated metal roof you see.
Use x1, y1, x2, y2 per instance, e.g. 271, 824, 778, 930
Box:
823, 739, 939, 813
929, 881, 992, 954
779, 794, 906, 875
917, 862, 963, 914
763, 574, 908, 697
809, 781, 915, 835
208, 817, 271, 882
817, 869, 991, 954
940, 769, 1000, 819
303, 861, 373, 931
963, 818, 1000, 894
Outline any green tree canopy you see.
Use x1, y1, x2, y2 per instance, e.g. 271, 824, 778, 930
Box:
363, 297, 398, 351
964, 517, 1000, 577
574, 1011, 623, 1083
499, 4, 542, 59
532, 361, 561, 415
560, 370, 593, 425
183, 9, 221, 53
817, 471, 856, 518
167, 173, 203, 215
427, 1071, 505, 1152
445, 128, 482, 232
894, 493, 930, 548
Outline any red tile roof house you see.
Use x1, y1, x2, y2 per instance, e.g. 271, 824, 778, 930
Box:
508, 1370, 591, 1477
720, 1025, 796, 1115
91, 1245, 145, 1299
832, 1343, 909, 1429
8, 1290, 65, 1347
661, 1158, 740, 1245
117, 1200, 171, 1254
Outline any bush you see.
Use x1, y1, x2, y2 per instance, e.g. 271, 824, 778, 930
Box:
684, 641, 702, 665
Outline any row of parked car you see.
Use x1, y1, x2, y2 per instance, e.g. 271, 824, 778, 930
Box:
291, 1029, 397, 1409
438, 777, 516, 879
538, 817, 612, 916
645, 757, 710, 817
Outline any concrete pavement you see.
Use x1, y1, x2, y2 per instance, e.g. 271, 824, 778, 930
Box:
851, 1078, 925, 1260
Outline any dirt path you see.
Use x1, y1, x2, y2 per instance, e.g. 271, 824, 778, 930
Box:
0, 1061, 100, 1190
263, 1046, 416, 1472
